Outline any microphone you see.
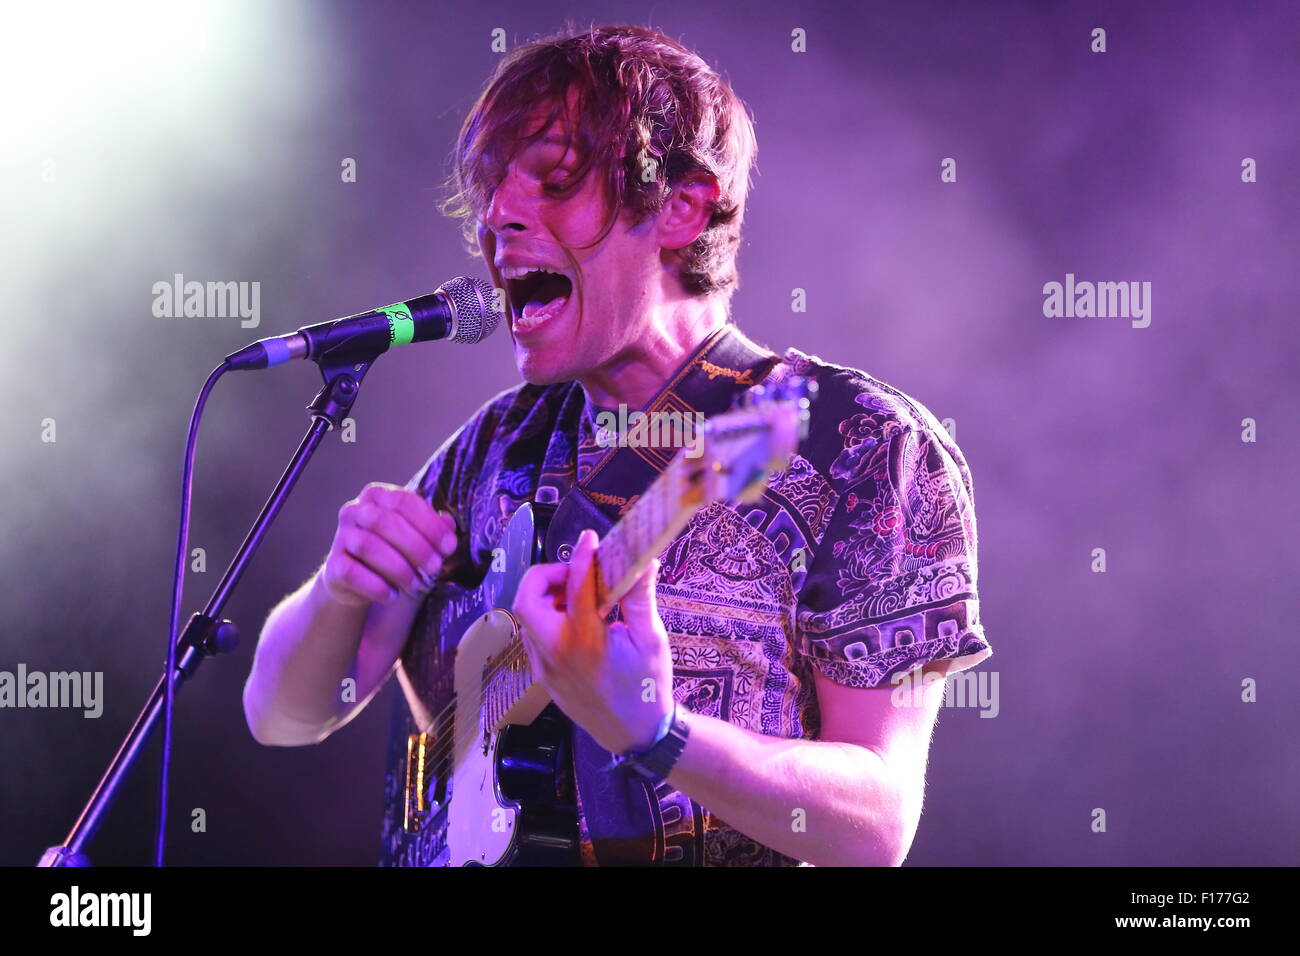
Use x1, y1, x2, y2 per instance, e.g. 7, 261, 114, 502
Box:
224, 276, 501, 371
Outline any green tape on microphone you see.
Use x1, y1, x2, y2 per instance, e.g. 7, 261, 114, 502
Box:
379, 302, 415, 345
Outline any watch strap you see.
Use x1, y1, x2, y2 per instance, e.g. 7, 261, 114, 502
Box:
605, 702, 690, 784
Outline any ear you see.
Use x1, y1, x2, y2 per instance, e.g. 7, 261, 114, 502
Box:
657, 172, 720, 252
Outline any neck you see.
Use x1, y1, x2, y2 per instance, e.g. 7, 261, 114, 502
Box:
578, 296, 729, 410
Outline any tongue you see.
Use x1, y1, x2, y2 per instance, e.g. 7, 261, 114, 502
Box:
521, 296, 567, 321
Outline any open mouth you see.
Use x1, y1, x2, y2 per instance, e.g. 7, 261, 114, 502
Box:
505, 269, 573, 333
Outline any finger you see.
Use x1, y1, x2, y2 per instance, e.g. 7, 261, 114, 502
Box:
430, 510, 460, 556
347, 502, 444, 589
509, 561, 566, 629
395, 496, 459, 557
512, 563, 569, 663
324, 551, 398, 604
358, 484, 459, 556
565, 529, 601, 650
337, 524, 427, 598
515, 613, 554, 680
621, 558, 664, 650
513, 560, 570, 611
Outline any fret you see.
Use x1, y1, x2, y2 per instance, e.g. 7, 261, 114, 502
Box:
643, 483, 657, 549
606, 533, 624, 600
631, 494, 645, 554
634, 493, 651, 552
614, 530, 627, 601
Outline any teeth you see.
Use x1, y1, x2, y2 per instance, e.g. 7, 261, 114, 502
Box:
515, 296, 568, 331
500, 265, 565, 280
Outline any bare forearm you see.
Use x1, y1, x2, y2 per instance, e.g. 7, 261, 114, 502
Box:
243, 568, 418, 745
664, 712, 908, 867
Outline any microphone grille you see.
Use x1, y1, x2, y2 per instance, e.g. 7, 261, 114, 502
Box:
439, 275, 502, 344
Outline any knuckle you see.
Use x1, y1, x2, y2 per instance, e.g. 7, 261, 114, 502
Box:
350, 533, 375, 564
405, 496, 441, 535
365, 503, 391, 533
348, 501, 375, 530
399, 488, 430, 518
336, 561, 361, 591
413, 541, 438, 574
370, 507, 398, 540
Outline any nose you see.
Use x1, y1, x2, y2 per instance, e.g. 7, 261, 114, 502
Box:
484, 163, 536, 237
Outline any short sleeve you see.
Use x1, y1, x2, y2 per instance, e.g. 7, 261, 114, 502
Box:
404, 420, 470, 514
795, 420, 992, 689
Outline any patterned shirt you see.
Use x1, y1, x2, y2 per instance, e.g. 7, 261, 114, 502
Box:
400, 335, 992, 866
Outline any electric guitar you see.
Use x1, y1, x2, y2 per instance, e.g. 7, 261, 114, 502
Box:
384, 378, 813, 866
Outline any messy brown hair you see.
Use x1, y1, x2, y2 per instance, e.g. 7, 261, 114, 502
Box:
441, 23, 758, 304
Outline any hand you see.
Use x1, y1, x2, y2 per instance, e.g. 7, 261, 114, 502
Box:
511, 529, 674, 755
320, 482, 459, 607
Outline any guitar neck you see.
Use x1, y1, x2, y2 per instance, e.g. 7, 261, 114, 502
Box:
592, 453, 706, 616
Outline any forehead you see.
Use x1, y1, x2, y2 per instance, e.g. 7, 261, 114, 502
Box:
516, 84, 582, 145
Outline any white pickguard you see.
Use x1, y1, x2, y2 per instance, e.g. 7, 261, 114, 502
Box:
446, 607, 552, 866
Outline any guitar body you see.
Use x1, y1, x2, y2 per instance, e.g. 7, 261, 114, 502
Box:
387, 500, 602, 867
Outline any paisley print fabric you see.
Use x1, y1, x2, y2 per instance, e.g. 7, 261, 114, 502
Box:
400, 339, 992, 865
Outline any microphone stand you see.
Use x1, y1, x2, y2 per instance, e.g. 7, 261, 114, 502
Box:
39, 350, 377, 866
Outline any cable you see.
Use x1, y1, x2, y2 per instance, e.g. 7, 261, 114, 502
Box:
155, 361, 230, 867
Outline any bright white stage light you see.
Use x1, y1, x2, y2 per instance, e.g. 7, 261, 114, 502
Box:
0, 0, 221, 144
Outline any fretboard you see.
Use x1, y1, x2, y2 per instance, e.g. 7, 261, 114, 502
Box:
479, 452, 708, 731
591, 451, 707, 615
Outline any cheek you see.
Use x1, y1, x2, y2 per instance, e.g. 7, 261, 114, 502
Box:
551, 181, 616, 246
476, 222, 496, 261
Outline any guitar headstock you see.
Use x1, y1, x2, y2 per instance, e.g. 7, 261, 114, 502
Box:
690, 375, 818, 506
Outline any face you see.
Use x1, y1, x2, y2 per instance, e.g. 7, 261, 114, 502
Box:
477, 92, 665, 387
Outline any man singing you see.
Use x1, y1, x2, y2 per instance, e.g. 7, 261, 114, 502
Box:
243, 23, 992, 867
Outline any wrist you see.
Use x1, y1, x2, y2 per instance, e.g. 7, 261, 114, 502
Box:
604, 700, 691, 784
627, 701, 676, 755
306, 569, 370, 619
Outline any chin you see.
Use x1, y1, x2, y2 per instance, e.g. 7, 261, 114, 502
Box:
514, 350, 576, 387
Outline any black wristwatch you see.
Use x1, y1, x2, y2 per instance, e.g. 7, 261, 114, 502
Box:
606, 702, 691, 784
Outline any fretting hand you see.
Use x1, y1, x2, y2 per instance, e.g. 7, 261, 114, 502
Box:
511, 529, 674, 755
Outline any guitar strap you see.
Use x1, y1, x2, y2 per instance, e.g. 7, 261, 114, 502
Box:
544, 322, 782, 866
